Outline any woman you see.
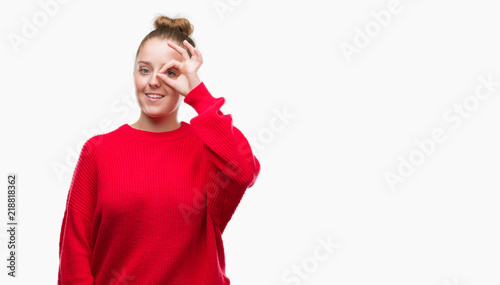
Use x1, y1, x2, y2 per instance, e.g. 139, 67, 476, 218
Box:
57, 14, 260, 284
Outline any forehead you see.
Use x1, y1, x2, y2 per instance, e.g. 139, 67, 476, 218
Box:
136, 38, 183, 66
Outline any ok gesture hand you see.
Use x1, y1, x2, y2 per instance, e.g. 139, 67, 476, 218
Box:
157, 40, 203, 96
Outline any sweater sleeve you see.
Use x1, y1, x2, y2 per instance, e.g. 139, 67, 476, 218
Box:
58, 139, 97, 284
184, 82, 261, 233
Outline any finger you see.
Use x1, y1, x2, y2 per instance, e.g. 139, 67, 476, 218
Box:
159, 59, 181, 74
182, 40, 197, 60
167, 40, 190, 61
156, 73, 174, 87
194, 47, 203, 64
187, 43, 203, 64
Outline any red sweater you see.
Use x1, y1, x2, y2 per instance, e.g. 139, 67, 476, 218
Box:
58, 82, 261, 284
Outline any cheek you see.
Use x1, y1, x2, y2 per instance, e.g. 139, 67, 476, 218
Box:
134, 78, 141, 89
134, 76, 146, 91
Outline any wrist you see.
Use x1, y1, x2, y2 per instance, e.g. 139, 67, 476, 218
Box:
187, 75, 202, 93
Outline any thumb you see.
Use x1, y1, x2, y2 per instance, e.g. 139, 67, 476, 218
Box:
156, 73, 174, 88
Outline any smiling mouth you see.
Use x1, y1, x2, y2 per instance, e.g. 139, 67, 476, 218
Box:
145, 93, 165, 99
145, 93, 165, 102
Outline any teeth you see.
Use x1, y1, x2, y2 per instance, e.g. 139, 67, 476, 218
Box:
146, 94, 164, 99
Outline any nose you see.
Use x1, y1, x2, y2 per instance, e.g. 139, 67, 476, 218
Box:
148, 71, 161, 88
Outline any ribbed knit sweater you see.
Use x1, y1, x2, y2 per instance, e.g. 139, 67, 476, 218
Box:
57, 82, 261, 284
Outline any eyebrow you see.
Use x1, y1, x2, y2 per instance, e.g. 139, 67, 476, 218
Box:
137, 60, 152, 66
136, 60, 178, 70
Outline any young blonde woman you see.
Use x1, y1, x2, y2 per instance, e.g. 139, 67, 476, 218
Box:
58, 14, 260, 284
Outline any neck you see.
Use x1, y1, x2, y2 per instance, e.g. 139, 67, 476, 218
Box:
131, 111, 181, 133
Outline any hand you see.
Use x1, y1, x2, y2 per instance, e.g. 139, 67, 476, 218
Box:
157, 40, 203, 96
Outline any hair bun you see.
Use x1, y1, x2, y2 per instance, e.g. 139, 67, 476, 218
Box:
154, 15, 193, 36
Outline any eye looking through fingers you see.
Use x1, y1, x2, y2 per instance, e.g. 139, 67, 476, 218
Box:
164, 69, 178, 77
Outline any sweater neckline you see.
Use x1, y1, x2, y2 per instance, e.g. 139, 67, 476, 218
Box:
119, 121, 191, 141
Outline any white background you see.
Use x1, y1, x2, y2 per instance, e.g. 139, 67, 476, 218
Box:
1, 0, 500, 284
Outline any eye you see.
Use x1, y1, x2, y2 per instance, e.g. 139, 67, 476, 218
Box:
165, 70, 177, 77
139, 68, 150, 74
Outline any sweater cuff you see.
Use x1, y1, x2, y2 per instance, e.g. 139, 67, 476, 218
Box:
183, 82, 221, 114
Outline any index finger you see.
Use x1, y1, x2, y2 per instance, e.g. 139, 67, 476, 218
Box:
158, 59, 181, 74
167, 40, 190, 60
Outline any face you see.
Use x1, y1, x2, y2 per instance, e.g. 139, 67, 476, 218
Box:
134, 37, 184, 118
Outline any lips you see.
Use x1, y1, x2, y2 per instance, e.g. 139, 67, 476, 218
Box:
145, 93, 165, 103
145, 93, 165, 97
